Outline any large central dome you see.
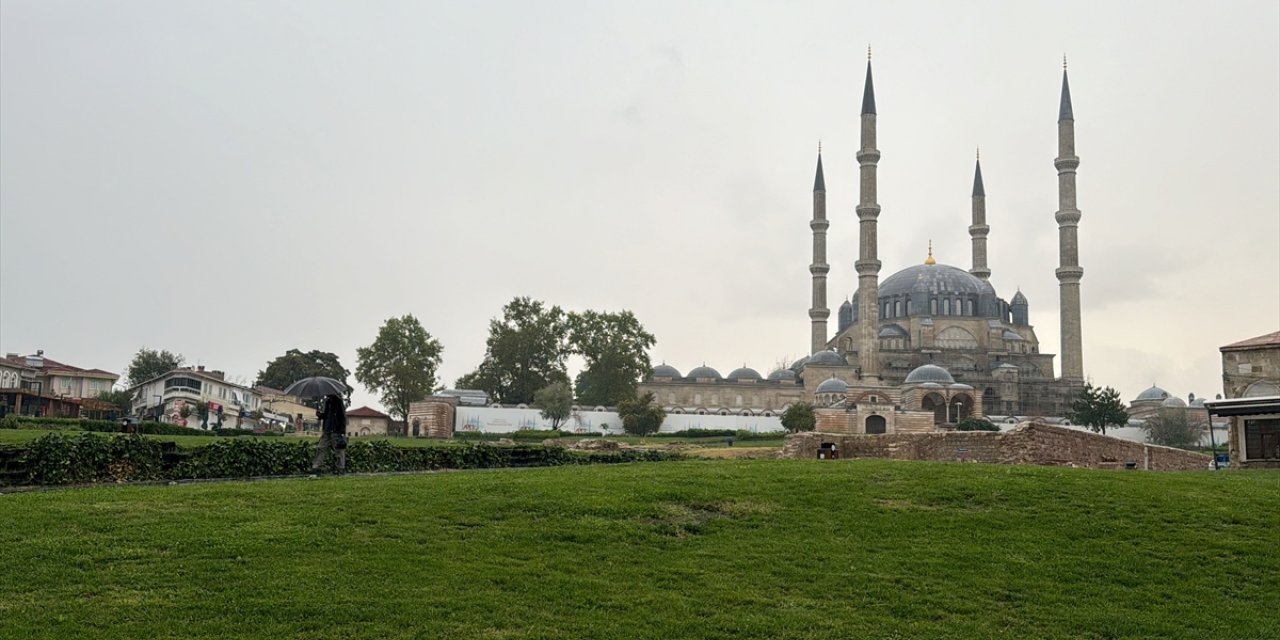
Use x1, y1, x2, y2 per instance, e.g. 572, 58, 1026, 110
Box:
879, 263, 990, 298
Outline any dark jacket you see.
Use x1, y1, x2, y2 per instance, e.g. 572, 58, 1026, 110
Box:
318, 397, 347, 435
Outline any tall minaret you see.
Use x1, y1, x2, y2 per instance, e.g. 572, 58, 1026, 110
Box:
809, 146, 829, 354
855, 50, 882, 381
1055, 59, 1085, 381
969, 149, 991, 281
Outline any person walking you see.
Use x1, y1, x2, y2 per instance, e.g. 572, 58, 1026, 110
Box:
310, 393, 348, 474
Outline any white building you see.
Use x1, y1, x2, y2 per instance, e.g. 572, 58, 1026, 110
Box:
129, 366, 262, 429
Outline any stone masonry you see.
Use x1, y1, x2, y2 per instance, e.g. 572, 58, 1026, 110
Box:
407, 396, 459, 439
781, 422, 1211, 471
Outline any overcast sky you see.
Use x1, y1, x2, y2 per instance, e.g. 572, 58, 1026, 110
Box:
2, 0, 1277, 412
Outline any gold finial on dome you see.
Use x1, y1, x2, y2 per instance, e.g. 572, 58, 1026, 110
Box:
925, 240, 936, 265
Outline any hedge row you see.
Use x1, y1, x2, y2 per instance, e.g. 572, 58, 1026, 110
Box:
0, 432, 681, 486
0, 415, 280, 438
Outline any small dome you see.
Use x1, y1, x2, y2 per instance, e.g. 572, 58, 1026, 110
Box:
1135, 385, 1170, 402
789, 355, 810, 371
1189, 398, 1206, 408
687, 365, 722, 380
949, 383, 974, 390
1161, 396, 1187, 408
1002, 330, 1024, 341
815, 377, 848, 394
905, 364, 955, 384
807, 350, 848, 366
839, 299, 852, 309
767, 368, 797, 382
727, 366, 762, 382
651, 364, 682, 379
1011, 290, 1028, 305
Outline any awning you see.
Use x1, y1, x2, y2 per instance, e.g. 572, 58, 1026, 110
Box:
1203, 395, 1280, 417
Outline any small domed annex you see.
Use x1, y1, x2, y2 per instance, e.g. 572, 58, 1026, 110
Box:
904, 364, 955, 384
767, 368, 797, 382
1134, 385, 1170, 402
727, 366, 762, 382
651, 364, 682, 380
807, 350, 848, 366
815, 377, 849, 394
687, 365, 722, 380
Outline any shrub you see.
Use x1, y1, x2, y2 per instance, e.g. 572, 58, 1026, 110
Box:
781, 402, 816, 433
137, 421, 215, 437
957, 417, 1000, 432
19, 433, 164, 485
661, 429, 737, 438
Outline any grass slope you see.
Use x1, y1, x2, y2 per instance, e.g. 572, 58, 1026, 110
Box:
1, 460, 1276, 639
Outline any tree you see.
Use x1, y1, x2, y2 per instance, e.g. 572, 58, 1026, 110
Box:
1142, 410, 1203, 449
96, 389, 133, 415
780, 401, 816, 433
567, 310, 655, 406
256, 349, 351, 398
355, 315, 443, 422
957, 417, 1000, 432
124, 348, 185, 387
534, 381, 574, 431
616, 392, 665, 436
1067, 383, 1129, 435
457, 298, 571, 404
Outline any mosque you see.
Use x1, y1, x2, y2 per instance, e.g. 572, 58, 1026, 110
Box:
641, 58, 1088, 430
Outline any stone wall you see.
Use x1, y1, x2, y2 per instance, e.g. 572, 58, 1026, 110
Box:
407, 396, 458, 439
781, 422, 1210, 471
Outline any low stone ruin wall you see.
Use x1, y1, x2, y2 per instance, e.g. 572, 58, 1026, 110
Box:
781, 422, 1211, 471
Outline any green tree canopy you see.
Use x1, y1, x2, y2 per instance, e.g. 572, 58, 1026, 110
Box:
568, 310, 655, 407
957, 417, 1000, 432
255, 349, 351, 398
355, 315, 443, 422
780, 401, 816, 433
124, 348, 185, 387
534, 381, 574, 431
616, 391, 665, 436
456, 297, 570, 404
95, 389, 133, 416
1067, 383, 1130, 435
1142, 409, 1202, 449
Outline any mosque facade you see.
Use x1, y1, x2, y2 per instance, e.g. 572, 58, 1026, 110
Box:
641, 58, 1088, 429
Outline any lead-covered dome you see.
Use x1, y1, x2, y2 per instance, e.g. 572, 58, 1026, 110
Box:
767, 368, 797, 382
651, 364, 682, 379
789, 355, 810, 371
1161, 396, 1187, 408
905, 364, 955, 384
687, 365, 722, 380
880, 263, 989, 299
1134, 385, 1170, 402
815, 377, 849, 394
727, 366, 762, 382
807, 350, 848, 366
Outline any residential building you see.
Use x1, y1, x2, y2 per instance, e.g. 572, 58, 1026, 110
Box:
129, 366, 262, 429
1, 351, 120, 418
346, 406, 390, 436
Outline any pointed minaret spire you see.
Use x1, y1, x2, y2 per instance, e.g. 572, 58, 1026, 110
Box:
969, 148, 990, 281
1055, 60, 1084, 381
861, 57, 877, 116
809, 145, 830, 354
1059, 58, 1074, 121
855, 54, 882, 382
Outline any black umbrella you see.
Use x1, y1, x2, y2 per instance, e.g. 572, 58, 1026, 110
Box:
283, 376, 347, 399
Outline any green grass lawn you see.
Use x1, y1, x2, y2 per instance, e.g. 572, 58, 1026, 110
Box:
1, 460, 1276, 639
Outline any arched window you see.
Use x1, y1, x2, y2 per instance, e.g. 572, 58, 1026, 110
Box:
966, 300, 974, 316
894, 300, 901, 317
943, 299, 951, 315
930, 299, 938, 315
906, 299, 913, 315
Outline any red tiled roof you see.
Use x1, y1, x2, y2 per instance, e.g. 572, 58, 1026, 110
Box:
346, 406, 390, 419
1, 354, 117, 377
1221, 330, 1280, 351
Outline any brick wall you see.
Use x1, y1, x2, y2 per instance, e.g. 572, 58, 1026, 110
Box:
782, 422, 1210, 471
407, 396, 459, 439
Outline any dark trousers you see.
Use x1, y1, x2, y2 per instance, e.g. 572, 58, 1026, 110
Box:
311, 432, 346, 472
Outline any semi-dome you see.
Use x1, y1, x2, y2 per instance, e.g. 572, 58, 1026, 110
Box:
879, 324, 908, 337
1161, 396, 1187, 408
1135, 385, 1170, 402
807, 350, 848, 366
1002, 330, 1024, 341
767, 368, 797, 382
905, 364, 955, 384
815, 377, 849, 394
651, 364, 682, 379
727, 366, 762, 382
879, 263, 990, 299
687, 365, 722, 380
